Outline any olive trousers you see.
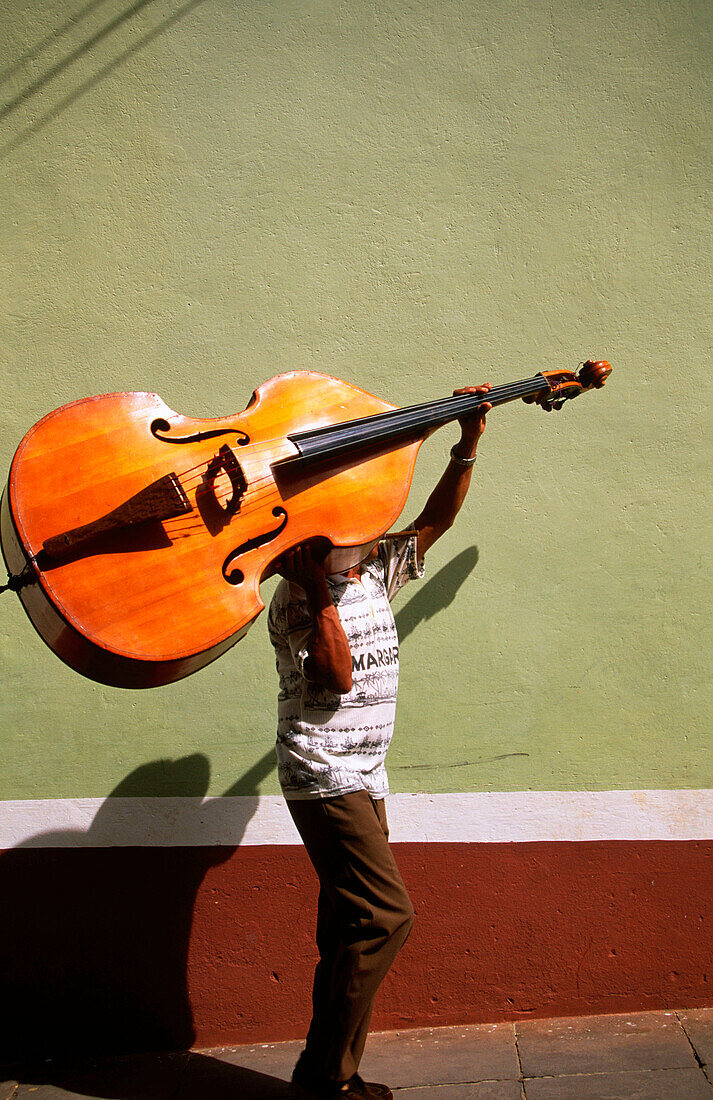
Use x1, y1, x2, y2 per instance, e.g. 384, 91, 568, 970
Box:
287, 789, 415, 1083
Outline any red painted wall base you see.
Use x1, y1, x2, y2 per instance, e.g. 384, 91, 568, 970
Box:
2, 840, 712, 1064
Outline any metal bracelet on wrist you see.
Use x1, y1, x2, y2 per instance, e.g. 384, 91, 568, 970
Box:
450, 445, 477, 468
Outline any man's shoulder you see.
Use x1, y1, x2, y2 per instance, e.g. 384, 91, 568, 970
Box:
267, 578, 311, 635
377, 529, 424, 600
362, 555, 387, 590
269, 577, 291, 608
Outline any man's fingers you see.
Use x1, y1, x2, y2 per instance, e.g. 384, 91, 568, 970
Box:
452, 383, 492, 398
279, 548, 300, 575
280, 543, 316, 577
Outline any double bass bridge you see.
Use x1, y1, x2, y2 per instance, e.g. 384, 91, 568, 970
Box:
196, 444, 290, 585
197, 444, 248, 534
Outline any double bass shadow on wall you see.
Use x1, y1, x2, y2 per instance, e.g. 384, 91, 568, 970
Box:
0, 748, 276, 1068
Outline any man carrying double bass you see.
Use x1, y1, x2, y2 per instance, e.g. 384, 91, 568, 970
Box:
267, 383, 492, 1100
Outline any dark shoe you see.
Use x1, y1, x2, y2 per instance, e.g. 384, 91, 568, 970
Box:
291, 1060, 393, 1100
345, 1074, 393, 1100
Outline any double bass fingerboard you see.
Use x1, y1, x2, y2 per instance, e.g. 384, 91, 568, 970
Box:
285, 374, 549, 466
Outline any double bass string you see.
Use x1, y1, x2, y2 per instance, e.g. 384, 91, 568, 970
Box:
160, 374, 547, 483
161, 437, 288, 538
281, 377, 549, 464
162, 373, 549, 495
162, 375, 552, 538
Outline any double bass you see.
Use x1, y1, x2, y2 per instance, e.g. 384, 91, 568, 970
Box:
1, 359, 611, 688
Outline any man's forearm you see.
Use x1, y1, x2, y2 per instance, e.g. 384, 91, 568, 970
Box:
414, 384, 490, 558
278, 545, 354, 694
414, 440, 478, 555
302, 577, 354, 694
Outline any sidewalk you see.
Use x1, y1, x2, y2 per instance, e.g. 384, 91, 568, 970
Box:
2, 1008, 713, 1099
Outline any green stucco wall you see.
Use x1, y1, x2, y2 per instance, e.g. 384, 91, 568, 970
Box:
1, 0, 711, 801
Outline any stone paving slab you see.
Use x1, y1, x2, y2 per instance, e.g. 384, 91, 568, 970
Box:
522, 1066, 713, 1099
679, 1009, 713, 1068
515, 1011, 698, 1078
395, 1085, 523, 1099
359, 1024, 519, 1088
4, 1009, 713, 1099
190, 1039, 302, 1088
6, 1051, 189, 1100
173, 1053, 289, 1099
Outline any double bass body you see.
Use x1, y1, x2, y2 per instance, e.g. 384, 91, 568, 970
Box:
2, 360, 611, 687
1, 372, 423, 688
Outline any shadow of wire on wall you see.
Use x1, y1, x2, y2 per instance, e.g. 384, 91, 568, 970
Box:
0, 0, 209, 157
0, 748, 275, 1070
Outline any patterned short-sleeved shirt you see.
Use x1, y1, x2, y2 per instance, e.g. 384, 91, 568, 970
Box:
267, 533, 424, 800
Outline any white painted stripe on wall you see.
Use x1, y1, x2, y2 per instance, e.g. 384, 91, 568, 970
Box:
1, 790, 713, 848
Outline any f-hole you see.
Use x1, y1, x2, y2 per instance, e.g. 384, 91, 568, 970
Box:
222, 507, 288, 585
150, 420, 249, 446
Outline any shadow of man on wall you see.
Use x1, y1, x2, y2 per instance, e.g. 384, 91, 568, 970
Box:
0, 545, 482, 1094
0, 748, 275, 1068
394, 544, 479, 644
